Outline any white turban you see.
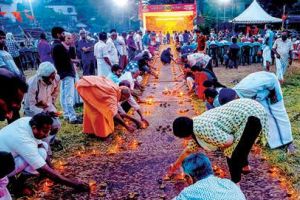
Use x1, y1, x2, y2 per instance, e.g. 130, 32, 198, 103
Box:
37, 62, 56, 77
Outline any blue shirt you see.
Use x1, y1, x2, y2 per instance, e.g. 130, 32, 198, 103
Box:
266, 29, 274, 48
125, 61, 139, 72
0, 50, 21, 76
107, 72, 120, 85
142, 34, 150, 46
173, 175, 246, 200
181, 44, 197, 54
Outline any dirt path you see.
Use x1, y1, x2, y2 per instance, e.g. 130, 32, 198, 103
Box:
34, 54, 296, 200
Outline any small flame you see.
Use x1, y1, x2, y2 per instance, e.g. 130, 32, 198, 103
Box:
108, 144, 119, 154
129, 139, 139, 150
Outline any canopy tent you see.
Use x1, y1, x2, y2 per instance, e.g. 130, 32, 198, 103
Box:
231, 0, 282, 24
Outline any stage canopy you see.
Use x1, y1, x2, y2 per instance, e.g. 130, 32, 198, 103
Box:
231, 0, 282, 24
139, 3, 197, 33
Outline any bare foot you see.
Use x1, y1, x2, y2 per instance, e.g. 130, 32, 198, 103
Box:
287, 143, 296, 155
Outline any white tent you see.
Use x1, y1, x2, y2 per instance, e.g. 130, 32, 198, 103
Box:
231, 0, 282, 24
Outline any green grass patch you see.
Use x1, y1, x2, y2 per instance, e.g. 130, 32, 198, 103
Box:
263, 70, 300, 191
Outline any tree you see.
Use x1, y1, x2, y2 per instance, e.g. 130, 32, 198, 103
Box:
257, 0, 298, 17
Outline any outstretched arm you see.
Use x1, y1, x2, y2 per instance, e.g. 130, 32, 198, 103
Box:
37, 164, 89, 191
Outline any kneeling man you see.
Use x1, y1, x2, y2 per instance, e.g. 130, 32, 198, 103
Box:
0, 113, 89, 191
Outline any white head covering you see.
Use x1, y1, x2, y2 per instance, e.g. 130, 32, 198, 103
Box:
6, 33, 13, 40
37, 62, 56, 77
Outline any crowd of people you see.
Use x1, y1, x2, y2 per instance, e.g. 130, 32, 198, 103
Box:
0, 26, 162, 198
0, 22, 298, 199
158, 26, 297, 198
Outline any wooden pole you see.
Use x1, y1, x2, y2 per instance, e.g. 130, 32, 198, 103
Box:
282, 4, 286, 30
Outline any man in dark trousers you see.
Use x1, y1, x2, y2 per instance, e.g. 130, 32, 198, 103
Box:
77, 30, 96, 76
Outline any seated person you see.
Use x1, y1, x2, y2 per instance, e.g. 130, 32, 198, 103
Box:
108, 64, 143, 92
133, 50, 152, 62
23, 62, 61, 147
118, 80, 149, 127
0, 152, 15, 200
183, 52, 213, 72
107, 64, 123, 85
173, 153, 246, 200
204, 88, 220, 110
180, 42, 197, 55
0, 113, 89, 192
0, 69, 28, 124
172, 64, 195, 94
160, 47, 175, 64
190, 65, 218, 100
203, 80, 227, 110
125, 57, 158, 79
120, 68, 143, 92
76, 76, 143, 138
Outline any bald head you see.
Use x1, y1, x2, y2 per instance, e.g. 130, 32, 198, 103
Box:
120, 86, 131, 101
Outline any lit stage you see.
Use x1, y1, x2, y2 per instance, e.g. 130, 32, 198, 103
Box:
139, 3, 197, 33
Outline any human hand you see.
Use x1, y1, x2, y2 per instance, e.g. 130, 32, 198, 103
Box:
167, 163, 179, 176
48, 111, 59, 118
276, 53, 281, 59
36, 101, 48, 109
141, 119, 150, 127
289, 58, 293, 66
73, 181, 90, 192
135, 121, 144, 129
126, 125, 136, 133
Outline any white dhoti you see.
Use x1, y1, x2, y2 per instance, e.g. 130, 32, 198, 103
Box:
96, 59, 111, 77
261, 99, 293, 149
74, 71, 83, 105
275, 57, 289, 81
0, 177, 11, 200
8, 147, 48, 177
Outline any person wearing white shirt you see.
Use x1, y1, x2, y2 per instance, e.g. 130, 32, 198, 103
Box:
94, 32, 112, 76
262, 39, 272, 71
107, 31, 119, 65
134, 31, 143, 52
23, 62, 61, 147
115, 34, 128, 69
272, 31, 293, 83
0, 114, 89, 192
179, 33, 184, 45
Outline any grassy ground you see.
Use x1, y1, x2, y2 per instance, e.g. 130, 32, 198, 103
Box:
2, 62, 300, 198
262, 65, 300, 191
